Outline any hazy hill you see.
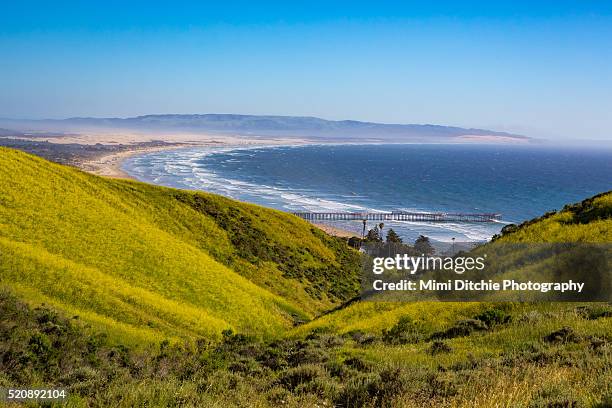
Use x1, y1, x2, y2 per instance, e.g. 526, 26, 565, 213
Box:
0, 114, 529, 142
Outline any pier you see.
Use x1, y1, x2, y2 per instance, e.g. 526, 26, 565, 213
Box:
292, 211, 501, 223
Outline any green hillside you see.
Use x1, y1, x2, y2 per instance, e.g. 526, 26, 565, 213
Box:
492, 190, 612, 243
277, 193, 611, 406
0, 148, 360, 344
0, 147, 609, 407
294, 191, 612, 336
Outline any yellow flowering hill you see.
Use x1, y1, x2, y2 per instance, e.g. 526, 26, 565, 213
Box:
0, 148, 360, 344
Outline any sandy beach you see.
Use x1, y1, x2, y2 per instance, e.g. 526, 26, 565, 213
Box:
43, 131, 312, 179
77, 137, 359, 239
78, 143, 193, 179
313, 223, 359, 238
67, 133, 359, 238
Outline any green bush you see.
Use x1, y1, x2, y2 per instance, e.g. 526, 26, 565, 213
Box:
431, 319, 488, 340
278, 364, 327, 391
544, 327, 582, 344
428, 341, 452, 355
474, 308, 512, 327
382, 316, 428, 345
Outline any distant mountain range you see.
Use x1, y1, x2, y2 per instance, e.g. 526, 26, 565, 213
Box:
0, 114, 529, 142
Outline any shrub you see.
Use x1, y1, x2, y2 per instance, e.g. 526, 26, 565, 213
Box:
343, 357, 371, 372
288, 344, 330, 366
574, 305, 612, 320
278, 364, 327, 391
519, 310, 544, 323
529, 383, 584, 408
544, 327, 581, 344
228, 358, 262, 375
28, 333, 52, 358
426, 372, 459, 398
294, 376, 339, 399
474, 308, 512, 327
588, 336, 608, 350
593, 393, 612, 408
347, 330, 377, 345
429, 341, 452, 355
266, 386, 293, 406
335, 368, 410, 408
335, 373, 377, 407
382, 316, 427, 344
431, 319, 487, 340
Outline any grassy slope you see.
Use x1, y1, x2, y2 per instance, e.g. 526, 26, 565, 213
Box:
294, 191, 612, 336
0, 148, 359, 344
494, 190, 612, 243
283, 192, 612, 406
0, 148, 609, 406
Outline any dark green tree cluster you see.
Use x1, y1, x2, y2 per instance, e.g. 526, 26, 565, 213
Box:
354, 227, 434, 258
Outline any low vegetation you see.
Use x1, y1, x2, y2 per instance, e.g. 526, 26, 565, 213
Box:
0, 148, 610, 406
1, 291, 610, 407
0, 148, 360, 343
492, 190, 612, 242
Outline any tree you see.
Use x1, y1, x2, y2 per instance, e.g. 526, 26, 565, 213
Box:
414, 235, 434, 255
348, 236, 362, 249
386, 228, 402, 243
365, 226, 383, 242
361, 219, 367, 241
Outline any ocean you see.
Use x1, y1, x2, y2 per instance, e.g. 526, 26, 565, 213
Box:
122, 144, 612, 242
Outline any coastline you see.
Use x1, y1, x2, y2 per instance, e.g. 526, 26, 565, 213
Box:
73, 134, 312, 179
78, 143, 195, 179
20, 128, 533, 182
76, 142, 514, 242
313, 223, 358, 238
78, 140, 360, 239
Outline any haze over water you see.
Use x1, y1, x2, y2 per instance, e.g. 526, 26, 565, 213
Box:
123, 144, 612, 242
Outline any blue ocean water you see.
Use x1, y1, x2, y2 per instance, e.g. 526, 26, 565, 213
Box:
123, 144, 612, 242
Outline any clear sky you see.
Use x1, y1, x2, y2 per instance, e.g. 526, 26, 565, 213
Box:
1, 1, 611, 140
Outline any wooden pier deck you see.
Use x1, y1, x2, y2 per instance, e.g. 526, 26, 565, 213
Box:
292, 211, 501, 223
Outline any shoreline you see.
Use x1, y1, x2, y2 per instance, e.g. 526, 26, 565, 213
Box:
69, 139, 505, 242
78, 143, 199, 179
74, 139, 361, 239
34, 132, 534, 182
313, 223, 359, 238
78, 140, 360, 239
76, 136, 312, 179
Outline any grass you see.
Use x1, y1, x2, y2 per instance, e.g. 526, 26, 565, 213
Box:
493, 190, 612, 243
282, 190, 612, 406
0, 148, 360, 343
293, 190, 612, 338
1, 291, 610, 407
0, 147, 610, 406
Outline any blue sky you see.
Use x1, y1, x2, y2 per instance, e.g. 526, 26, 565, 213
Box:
1, 1, 611, 139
